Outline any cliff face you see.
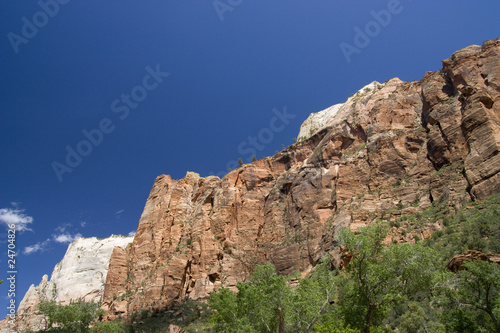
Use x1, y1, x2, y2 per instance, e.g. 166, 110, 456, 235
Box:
102, 39, 500, 319
2, 235, 133, 332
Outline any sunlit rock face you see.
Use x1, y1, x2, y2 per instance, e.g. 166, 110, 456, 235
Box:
7, 39, 499, 329
297, 81, 380, 141
0, 235, 133, 332
101, 39, 500, 320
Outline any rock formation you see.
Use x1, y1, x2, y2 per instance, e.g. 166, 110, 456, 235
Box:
168, 324, 188, 333
446, 250, 500, 273
101, 39, 500, 320
297, 81, 380, 141
0, 235, 133, 332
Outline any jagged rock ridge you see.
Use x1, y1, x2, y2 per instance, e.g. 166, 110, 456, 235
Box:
1, 235, 133, 332
297, 81, 380, 141
101, 39, 500, 320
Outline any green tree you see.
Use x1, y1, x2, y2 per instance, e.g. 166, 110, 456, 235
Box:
38, 300, 124, 333
209, 264, 290, 333
238, 158, 243, 167
286, 258, 337, 332
39, 300, 100, 332
397, 302, 445, 333
441, 259, 500, 332
337, 224, 440, 333
252, 155, 257, 162
314, 324, 358, 333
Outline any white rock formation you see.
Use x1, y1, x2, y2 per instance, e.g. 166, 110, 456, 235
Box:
298, 103, 344, 140
298, 81, 382, 140
0, 235, 133, 332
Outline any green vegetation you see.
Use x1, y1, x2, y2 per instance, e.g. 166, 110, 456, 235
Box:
126, 298, 213, 333
35, 300, 124, 332
336, 225, 442, 332
29, 194, 500, 333
440, 260, 500, 332
206, 193, 500, 333
422, 192, 500, 260
31, 298, 211, 333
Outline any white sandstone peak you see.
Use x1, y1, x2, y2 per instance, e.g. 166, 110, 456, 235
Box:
3, 234, 134, 332
297, 81, 382, 141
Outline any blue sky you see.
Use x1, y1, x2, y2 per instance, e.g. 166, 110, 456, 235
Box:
0, 0, 499, 313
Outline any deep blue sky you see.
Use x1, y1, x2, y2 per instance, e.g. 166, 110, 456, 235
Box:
0, 0, 499, 313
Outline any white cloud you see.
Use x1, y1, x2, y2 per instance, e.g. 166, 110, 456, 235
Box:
55, 223, 72, 233
22, 224, 83, 255
128, 231, 136, 236
80, 221, 87, 227
53, 233, 82, 244
23, 239, 50, 255
0, 208, 34, 232
114, 210, 124, 215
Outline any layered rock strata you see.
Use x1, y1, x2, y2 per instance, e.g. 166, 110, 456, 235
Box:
102, 39, 500, 319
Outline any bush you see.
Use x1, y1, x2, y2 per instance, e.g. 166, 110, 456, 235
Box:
39, 300, 100, 332
92, 321, 125, 333
38, 300, 122, 333
314, 324, 358, 333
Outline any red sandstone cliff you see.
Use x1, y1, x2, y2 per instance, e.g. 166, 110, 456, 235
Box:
102, 39, 500, 319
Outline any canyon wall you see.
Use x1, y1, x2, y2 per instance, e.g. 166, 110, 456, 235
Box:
102, 39, 500, 319
1, 235, 133, 332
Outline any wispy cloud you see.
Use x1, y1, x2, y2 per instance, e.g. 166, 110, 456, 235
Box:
22, 225, 83, 255
128, 231, 136, 237
23, 239, 50, 255
53, 233, 82, 244
0, 207, 34, 232
55, 223, 72, 233
80, 221, 87, 228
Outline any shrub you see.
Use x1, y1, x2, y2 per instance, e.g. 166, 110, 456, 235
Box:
38, 300, 113, 333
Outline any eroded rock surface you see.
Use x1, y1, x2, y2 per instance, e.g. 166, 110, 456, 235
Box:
446, 250, 500, 272
0, 235, 133, 332
102, 39, 500, 319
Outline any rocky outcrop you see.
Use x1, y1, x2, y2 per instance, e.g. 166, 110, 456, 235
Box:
297, 81, 380, 141
168, 325, 188, 333
446, 250, 500, 272
102, 39, 500, 319
0, 235, 133, 332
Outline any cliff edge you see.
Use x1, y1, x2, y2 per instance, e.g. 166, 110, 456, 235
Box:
101, 39, 500, 319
